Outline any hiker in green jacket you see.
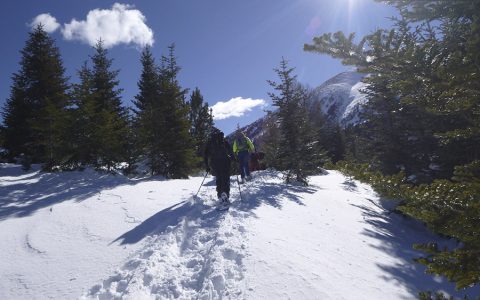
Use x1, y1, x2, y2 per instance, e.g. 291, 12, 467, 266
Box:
232, 130, 255, 183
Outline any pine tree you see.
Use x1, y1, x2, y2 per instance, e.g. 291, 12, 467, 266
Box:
158, 44, 195, 178
304, 0, 480, 288
260, 112, 281, 169
268, 58, 326, 184
71, 40, 129, 171
187, 87, 213, 168
2, 25, 71, 170
309, 98, 344, 164
0, 125, 6, 161
359, 78, 409, 175
91, 41, 130, 171
70, 62, 96, 168
132, 46, 164, 175
122, 113, 140, 175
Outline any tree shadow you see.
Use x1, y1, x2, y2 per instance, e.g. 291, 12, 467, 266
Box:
0, 164, 157, 221
351, 202, 480, 298
231, 170, 317, 216
111, 197, 223, 245
113, 170, 316, 245
341, 178, 358, 192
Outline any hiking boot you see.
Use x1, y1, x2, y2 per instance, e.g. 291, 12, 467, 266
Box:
220, 192, 229, 203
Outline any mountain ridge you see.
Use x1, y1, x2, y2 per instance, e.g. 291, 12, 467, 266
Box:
229, 70, 368, 145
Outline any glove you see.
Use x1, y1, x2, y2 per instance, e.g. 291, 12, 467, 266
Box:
206, 166, 210, 173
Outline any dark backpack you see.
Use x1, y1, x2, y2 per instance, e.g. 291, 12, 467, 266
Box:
207, 133, 230, 168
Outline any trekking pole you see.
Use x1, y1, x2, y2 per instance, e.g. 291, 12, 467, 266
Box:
195, 171, 208, 198
237, 174, 243, 201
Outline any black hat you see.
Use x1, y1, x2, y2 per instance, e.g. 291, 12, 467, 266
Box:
210, 127, 224, 138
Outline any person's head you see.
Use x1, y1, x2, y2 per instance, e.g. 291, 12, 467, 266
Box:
236, 130, 245, 138
210, 127, 224, 141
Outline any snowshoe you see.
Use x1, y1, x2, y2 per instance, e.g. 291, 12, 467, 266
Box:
220, 192, 229, 201
216, 192, 230, 211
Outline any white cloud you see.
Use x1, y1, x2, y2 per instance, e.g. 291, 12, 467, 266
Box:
30, 13, 60, 33
211, 97, 266, 120
62, 3, 154, 48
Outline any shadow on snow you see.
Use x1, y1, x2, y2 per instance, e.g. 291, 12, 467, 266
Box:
0, 164, 159, 221
351, 201, 480, 298
111, 199, 221, 246
112, 170, 316, 246
9, 162, 475, 298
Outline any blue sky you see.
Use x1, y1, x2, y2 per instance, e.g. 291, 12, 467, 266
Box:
0, 0, 397, 135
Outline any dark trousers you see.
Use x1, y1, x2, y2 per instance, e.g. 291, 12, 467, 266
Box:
214, 167, 230, 199
238, 150, 250, 179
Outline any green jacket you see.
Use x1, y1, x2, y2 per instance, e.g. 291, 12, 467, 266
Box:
233, 134, 255, 155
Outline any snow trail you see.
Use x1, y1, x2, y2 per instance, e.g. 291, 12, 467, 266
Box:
84, 178, 250, 299
2, 165, 479, 299
82, 170, 480, 299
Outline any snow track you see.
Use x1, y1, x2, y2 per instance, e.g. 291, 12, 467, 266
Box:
85, 186, 249, 299
2, 165, 479, 300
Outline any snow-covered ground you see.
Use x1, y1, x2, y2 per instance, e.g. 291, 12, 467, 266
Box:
0, 164, 478, 299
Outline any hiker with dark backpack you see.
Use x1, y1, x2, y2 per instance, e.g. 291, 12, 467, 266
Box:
232, 130, 255, 183
204, 127, 234, 203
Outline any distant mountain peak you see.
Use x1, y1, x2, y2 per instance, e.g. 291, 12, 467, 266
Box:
230, 71, 368, 144
312, 71, 367, 126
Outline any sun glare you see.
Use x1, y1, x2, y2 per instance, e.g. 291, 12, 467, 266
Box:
304, 0, 364, 33
340, 0, 365, 32
348, 0, 359, 11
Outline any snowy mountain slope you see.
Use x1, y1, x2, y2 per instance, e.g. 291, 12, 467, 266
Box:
1, 164, 479, 299
230, 71, 367, 144
311, 71, 367, 126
